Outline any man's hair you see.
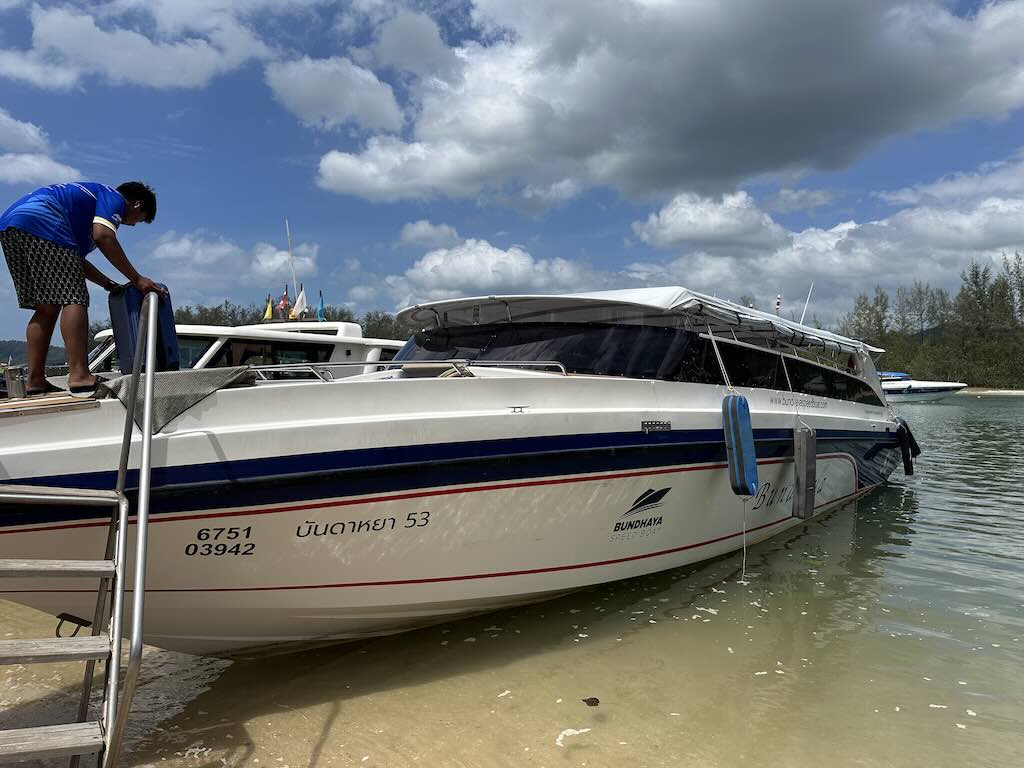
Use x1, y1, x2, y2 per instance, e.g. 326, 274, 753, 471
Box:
117, 181, 157, 223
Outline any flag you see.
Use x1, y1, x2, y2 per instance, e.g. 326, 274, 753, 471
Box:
276, 284, 289, 318
317, 290, 325, 322
262, 294, 273, 322
290, 284, 307, 319
774, 294, 781, 315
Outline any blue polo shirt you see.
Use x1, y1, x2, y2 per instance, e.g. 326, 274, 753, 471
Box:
0, 182, 126, 257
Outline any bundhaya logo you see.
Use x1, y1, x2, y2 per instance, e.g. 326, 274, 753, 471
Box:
611, 488, 671, 540
622, 487, 671, 517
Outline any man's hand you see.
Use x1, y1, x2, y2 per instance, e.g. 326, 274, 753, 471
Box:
132, 275, 168, 296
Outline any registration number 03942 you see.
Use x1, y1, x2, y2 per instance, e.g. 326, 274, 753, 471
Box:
185, 526, 255, 557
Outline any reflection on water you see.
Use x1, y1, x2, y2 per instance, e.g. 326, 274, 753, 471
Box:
2, 397, 1022, 767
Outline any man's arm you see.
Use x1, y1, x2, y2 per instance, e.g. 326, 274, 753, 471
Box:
82, 259, 119, 291
91, 224, 165, 294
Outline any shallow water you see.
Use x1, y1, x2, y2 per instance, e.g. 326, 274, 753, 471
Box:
2, 395, 1022, 767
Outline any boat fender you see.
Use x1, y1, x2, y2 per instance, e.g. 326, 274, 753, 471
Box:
793, 424, 816, 519
722, 394, 758, 497
895, 417, 920, 475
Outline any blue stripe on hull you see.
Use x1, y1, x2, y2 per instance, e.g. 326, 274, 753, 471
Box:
0, 428, 900, 528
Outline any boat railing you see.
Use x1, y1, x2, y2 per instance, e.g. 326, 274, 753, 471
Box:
102, 290, 159, 767
0, 291, 159, 767
250, 359, 569, 381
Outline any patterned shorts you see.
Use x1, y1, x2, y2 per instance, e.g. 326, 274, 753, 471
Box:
0, 227, 89, 309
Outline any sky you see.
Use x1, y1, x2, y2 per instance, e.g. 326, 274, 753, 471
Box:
1, 0, 1024, 338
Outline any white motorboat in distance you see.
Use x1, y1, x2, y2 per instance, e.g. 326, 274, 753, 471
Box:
879, 371, 967, 403
0, 287, 914, 655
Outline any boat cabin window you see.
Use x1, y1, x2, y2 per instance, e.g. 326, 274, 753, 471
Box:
92, 335, 220, 372
207, 339, 333, 368
713, 339, 787, 391
394, 323, 724, 384
785, 357, 883, 406
177, 335, 215, 369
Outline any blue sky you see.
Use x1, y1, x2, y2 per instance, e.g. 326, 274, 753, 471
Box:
1, 0, 1023, 338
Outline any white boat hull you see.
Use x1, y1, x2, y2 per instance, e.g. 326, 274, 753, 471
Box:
0, 375, 900, 655
882, 380, 967, 403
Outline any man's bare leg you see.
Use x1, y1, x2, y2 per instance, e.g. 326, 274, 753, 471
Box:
60, 303, 96, 389
26, 305, 59, 391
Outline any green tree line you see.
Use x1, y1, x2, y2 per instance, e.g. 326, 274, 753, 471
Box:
836, 252, 1024, 388
171, 300, 407, 340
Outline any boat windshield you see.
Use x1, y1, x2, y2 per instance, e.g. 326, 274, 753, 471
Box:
395, 321, 885, 406
393, 322, 724, 383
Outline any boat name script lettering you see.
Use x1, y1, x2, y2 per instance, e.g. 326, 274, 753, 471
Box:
769, 395, 827, 409
751, 476, 828, 512
296, 511, 430, 538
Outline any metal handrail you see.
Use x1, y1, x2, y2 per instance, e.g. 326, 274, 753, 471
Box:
102, 291, 159, 768
0, 294, 158, 767
250, 358, 569, 380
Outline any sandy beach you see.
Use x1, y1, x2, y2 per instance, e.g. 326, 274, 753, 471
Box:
958, 387, 1024, 396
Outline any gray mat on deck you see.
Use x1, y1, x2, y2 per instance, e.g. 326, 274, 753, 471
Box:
98, 366, 254, 433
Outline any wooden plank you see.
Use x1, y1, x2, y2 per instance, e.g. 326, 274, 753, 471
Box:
0, 484, 118, 505
0, 722, 103, 760
0, 635, 109, 665
0, 393, 77, 408
0, 396, 98, 419
0, 559, 114, 578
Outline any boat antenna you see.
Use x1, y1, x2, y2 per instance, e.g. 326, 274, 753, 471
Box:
285, 218, 298, 299
799, 282, 813, 325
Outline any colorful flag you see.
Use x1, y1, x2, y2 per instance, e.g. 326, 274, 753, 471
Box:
276, 284, 289, 318
262, 294, 273, 322
290, 284, 307, 319
317, 290, 325, 322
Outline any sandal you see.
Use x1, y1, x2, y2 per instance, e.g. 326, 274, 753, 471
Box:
68, 378, 98, 399
26, 382, 64, 397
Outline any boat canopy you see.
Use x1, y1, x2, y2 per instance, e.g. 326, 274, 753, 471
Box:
397, 287, 884, 355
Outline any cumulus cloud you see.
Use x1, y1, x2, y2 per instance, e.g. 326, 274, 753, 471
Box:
101, 0, 324, 35
398, 219, 462, 248
319, 0, 1024, 204
521, 178, 580, 208
1, 4, 270, 89
348, 284, 378, 303
765, 188, 834, 213
367, 10, 461, 80
633, 192, 790, 250
627, 154, 1024, 322
0, 49, 79, 90
318, 136, 508, 201
251, 241, 318, 280
265, 56, 403, 132
143, 231, 318, 304
0, 153, 80, 185
0, 108, 48, 153
384, 238, 614, 306
879, 151, 1024, 206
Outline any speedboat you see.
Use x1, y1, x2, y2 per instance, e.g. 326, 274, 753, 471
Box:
0, 287, 914, 655
879, 371, 967, 403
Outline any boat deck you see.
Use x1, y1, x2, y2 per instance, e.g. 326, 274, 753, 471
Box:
0, 394, 98, 418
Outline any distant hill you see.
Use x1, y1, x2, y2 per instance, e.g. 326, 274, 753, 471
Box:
0, 339, 66, 366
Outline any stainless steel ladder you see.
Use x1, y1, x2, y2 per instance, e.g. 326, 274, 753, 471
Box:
0, 293, 161, 767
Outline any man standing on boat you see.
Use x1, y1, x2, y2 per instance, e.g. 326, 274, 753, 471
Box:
0, 181, 165, 396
